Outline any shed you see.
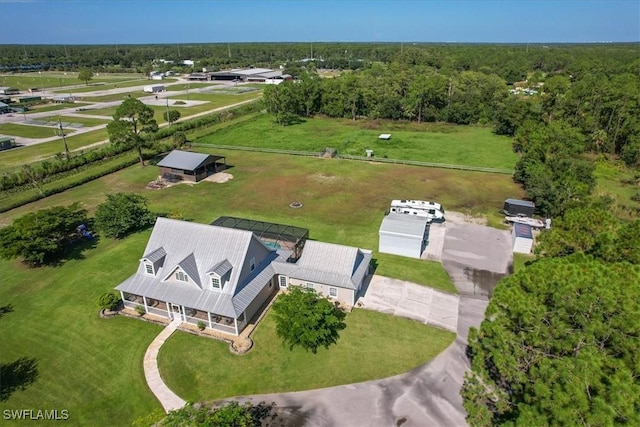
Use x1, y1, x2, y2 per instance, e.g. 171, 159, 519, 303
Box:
157, 150, 226, 182
512, 223, 533, 254
503, 199, 535, 217
379, 213, 429, 259
379, 134, 391, 140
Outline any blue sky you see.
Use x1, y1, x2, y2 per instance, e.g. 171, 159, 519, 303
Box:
0, 0, 638, 44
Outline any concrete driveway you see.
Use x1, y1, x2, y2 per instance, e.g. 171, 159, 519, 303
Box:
235, 215, 514, 427
357, 275, 458, 332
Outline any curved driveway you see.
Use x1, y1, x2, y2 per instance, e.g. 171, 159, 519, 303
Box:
237, 220, 512, 427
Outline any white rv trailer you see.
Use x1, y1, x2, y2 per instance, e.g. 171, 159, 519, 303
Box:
143, 84, 165, 93
390, 200, 445, 221
391, 199, 444, 213
389, 206, 444, 221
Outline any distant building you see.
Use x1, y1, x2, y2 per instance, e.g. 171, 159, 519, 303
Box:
157, 150, 227, 182
209, 68, 286, 83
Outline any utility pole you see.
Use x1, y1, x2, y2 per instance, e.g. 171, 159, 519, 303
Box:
58, 118, 70, 159
166, 97, 171, 126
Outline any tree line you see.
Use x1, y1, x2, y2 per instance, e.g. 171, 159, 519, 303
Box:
1, 42, 637, 80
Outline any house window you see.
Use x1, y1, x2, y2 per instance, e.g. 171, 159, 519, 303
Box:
329, 287, 337, 298
144, 263, 154, 275
306, 283, 314, 289
279, 276, 287, 288
176, 271, 188, 282
250, 257, 255, 271
211, 276, 221, 289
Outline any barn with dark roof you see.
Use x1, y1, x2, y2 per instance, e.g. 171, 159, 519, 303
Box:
157, 150, 226, 182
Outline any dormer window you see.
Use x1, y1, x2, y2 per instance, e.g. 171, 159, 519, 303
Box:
144, 263, 154, 275
176, 271, 188, 282
211, 276, 221, 289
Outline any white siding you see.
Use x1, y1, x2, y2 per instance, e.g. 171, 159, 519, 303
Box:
379, 232, 425, 259
287, 278, 356, 306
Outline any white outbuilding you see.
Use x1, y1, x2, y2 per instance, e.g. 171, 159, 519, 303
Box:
512, 223, 534, 254
379, 213, 429, 259
143, 84, 165, 93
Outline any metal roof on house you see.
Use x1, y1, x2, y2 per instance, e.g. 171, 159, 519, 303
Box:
141, 247, 166, 263
115, 217, 271, 317
157, 150, 223, 171
379, 213, 429, 238
274, 241, 372, 290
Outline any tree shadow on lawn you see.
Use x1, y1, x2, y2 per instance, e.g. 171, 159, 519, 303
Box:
0, 357, 39, 402
0, 305, 39, 402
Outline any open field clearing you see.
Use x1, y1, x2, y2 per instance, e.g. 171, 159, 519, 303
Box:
197, 115, 518, 169
0, 73, 143, 91
0, 122, 75, 139
0, 129, 109, 170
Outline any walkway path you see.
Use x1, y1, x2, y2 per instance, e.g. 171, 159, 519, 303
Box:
143, 318, 186, 413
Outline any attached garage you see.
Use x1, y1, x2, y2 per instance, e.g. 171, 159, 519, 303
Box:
157, 150, 226, 182
512, 223, 534, 254
379, 213, 429, 259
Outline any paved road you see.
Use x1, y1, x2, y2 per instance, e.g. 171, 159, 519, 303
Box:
234, 219, 513, 427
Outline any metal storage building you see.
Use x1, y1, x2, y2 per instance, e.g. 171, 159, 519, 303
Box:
512, 223, 534, 254
503, 199, 535, 217
157, 150, 226, 182
379, 213, 429, 259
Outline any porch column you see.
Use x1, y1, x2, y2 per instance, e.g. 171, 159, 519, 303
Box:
207, 312, 212, 329
142, 296, 149, 313
119, 291, 125, 306
165, 302, 171, 318
233, 318, 238, 336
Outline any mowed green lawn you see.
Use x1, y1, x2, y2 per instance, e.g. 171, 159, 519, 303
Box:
0, 73, 142, 91
0, 233, 163, 425
0, 129, 109, 170
160, 309, 454, 402
0, 123, 75, 139
197, 114, 517, 169
25, 103, 78, 114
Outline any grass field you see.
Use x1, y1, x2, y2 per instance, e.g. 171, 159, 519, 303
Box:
0, 73, 143, 91
0, 127, 523, 425
56, 78, 178, 94
52, 115, 110, 127
167, 91, 262, 115
160, 309, 455, 402
0, 123, 75, 139
0, 233, 164, 425
593, 161, 640, 220
25, 103, 78, 114
79, 91, 148, 103
0, 128, 109, 169
0, 149, 522, 267
165, 82, 214, 91
196, 114, 518, 169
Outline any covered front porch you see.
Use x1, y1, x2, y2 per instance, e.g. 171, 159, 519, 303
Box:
121, 291, 245, 336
